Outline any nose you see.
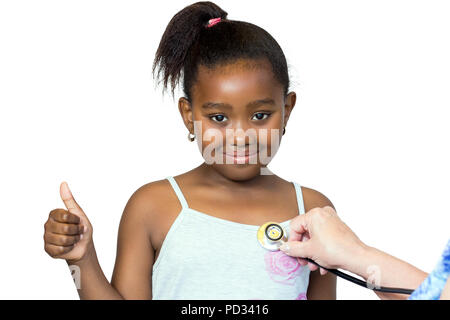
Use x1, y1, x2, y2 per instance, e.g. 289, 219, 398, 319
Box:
233, 128, 247, 147
225, 127, 258, 149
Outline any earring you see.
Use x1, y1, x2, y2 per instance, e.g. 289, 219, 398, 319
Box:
283, 127, 286, 135
188, 132, 195, 142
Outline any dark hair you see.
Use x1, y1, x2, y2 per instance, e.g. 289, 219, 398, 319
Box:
152, 1, 290, 103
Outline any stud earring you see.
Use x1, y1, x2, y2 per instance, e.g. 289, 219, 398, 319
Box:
188, 132, 195, 142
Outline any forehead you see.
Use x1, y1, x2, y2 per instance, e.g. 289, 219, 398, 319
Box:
191, 58, 283, 106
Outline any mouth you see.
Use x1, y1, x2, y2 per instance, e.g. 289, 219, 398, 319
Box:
223, 148, 259, 164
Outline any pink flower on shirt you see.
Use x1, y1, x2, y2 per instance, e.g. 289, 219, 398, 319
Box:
264, 250, 302, 285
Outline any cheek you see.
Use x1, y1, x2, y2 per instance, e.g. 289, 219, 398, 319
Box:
258, 118, 283, 147
199, 122, 225, 153
258, 118, 284, 158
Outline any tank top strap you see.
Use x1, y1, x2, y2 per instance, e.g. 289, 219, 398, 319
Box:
292, 181, 305, 215
166, 176, 189, 209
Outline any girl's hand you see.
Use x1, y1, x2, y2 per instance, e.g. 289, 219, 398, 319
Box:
44, 182, 94, 263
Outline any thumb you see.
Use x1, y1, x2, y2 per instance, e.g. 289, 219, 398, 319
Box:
280, 239, 313, 259
60, 181, 85, 217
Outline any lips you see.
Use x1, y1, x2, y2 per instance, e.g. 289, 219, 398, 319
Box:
224, 149, 258, 157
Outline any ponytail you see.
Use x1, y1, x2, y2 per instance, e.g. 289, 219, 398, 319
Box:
152, 1, 289, 103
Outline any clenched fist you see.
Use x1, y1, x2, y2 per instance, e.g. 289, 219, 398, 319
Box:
44, 182, 93, 262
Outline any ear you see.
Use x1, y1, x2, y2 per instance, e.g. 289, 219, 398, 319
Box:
283, 92, 297, 128
178, 97, 194, 133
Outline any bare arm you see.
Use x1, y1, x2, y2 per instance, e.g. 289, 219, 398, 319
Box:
110, 186, 154, 299
440, 276, 450, 300
303, 188, 337, 299
350, 245, 428, 300
307, 269, 336, 300
68, 186, 154, 299
283, 204, 428, 300
45, 182, 155, 299
67, 185, 155, 299
66, 242, 124, 299
44, 182, 124, 299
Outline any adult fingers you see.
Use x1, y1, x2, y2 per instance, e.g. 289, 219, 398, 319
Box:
280, 239, 313, 260
297, 257, 308, 266
288, 214, 309, 242
308, 262, 319, 272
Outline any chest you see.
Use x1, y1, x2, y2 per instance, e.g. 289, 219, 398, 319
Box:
151, 217, 311, 299
150, 185, 304, 264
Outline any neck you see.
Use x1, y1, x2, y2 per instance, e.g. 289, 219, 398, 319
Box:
194, 162, 277, 188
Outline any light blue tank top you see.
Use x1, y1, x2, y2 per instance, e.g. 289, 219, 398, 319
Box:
151, 176, 311, 300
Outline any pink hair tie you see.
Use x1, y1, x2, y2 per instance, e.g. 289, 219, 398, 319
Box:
206, 17, 222, 28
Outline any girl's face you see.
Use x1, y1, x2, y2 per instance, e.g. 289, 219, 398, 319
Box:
179, 58, 296, 181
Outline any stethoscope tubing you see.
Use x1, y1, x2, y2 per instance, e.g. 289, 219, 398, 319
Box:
303, 257, 414, 295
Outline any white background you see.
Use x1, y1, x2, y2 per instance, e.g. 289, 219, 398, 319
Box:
0, 0, 449, 300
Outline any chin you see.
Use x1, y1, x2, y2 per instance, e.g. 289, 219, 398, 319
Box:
212, 163, 265, 182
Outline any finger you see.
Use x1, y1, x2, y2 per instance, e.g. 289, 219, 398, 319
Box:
60, 182, 83, 215
49, 209, 80, 224
302, 233, 310, 242
45, 243, 75, 257
44, 232, 81, 247
46, 221, 84, 235
323, 205, 337, 216
288, 214, 308, 242
280, 239, 312, 259
308, 262, 319, 272
320, 267, 328, 276
297, 257, 308, 266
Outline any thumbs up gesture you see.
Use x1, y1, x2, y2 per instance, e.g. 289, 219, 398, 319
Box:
44, 182, 94, 262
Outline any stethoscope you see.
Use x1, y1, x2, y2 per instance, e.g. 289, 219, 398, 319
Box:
257, 222, 414, 295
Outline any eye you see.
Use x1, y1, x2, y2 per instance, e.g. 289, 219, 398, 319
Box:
252, 112, 271, 121
209, 114, 228, 123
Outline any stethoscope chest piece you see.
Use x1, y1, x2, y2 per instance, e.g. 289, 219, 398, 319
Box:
257, 220, 416, 295
257, 221, 287, 251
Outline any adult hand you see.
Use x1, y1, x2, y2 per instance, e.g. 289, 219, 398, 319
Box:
280, 206, 367, 275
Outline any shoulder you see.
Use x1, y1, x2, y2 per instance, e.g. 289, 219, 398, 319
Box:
123, 178, 175, 217
120, 178, 177, 229
300, 185, 336, 212
112, 179, 175, 299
